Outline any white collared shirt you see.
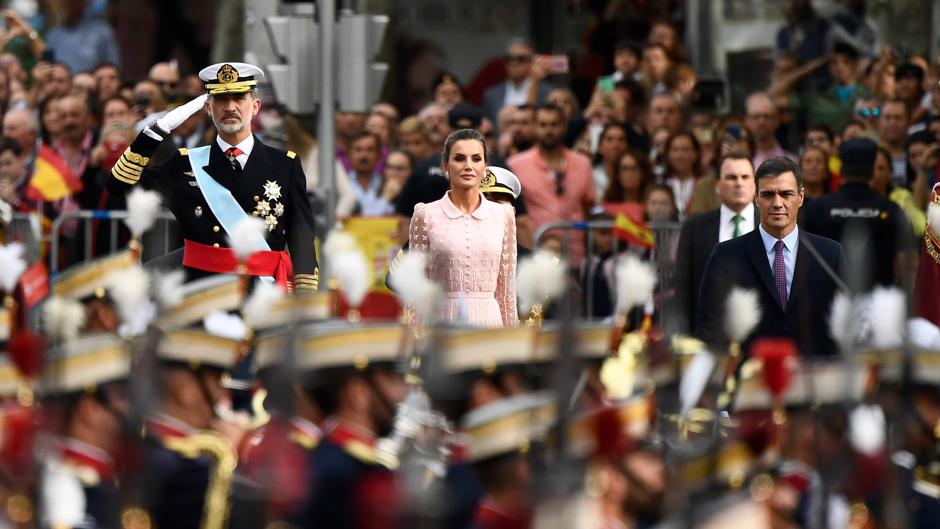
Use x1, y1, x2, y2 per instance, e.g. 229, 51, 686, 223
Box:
216, 134, 254, 169
758, 224, 799, 299
503, 78, 532, 108
718, 202, 755, 243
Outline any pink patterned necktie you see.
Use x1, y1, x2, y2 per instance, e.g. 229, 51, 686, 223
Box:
774, 240, 787, 311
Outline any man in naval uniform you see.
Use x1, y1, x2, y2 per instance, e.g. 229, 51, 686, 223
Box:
107, 62, 319, 292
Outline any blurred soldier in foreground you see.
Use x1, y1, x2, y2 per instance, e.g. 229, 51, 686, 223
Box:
297, 323, 407, 529
37, 334, 131, 529
142, 328, 244, 529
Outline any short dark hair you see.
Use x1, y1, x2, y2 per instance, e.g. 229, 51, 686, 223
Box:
614, 78, 645, 108
716, 152, 753, 173
349, 130, 381, 150
906, 129, 935, 150
441, 128, 487, 164
614, 40, 641, 57
896, 62, 925, 82
92, 62, 121, 76
0, 137, 20, 157
535, 103, 565, 122
755, 156, 802, 189
806, 123, 833, 142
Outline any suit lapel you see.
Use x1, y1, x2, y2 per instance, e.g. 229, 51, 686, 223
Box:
205, 140, 236, 189
239, 136, 269, 199
745, 229, 781, 309
788, 234, 812, 311
704, 210, 720, 247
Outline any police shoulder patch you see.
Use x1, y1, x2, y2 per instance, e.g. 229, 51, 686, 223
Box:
286, 150, 297, 159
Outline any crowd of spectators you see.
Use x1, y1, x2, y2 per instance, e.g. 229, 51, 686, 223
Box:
0, 0, 933, 321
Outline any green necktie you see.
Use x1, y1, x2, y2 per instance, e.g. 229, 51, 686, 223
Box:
732, 214, 743, 238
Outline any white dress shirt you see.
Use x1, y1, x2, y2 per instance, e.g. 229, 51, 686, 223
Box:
718, 203, 756, 243
216, 134, 254, 170
758, 224, 799, 299
503, 78, 532, 107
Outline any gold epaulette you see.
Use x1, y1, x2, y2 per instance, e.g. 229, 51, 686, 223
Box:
179, 147, 189, 156
342, 439, 380, 466
111, 147, 150, 185
164, 431, 236, 529
294, 269, 319, 291
288, 431, 319, 450
286, 150, 296, 159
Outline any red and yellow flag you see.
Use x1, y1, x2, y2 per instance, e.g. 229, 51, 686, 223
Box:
612, 212, 655, 249
25, 144, 82, 201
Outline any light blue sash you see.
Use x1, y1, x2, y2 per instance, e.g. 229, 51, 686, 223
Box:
187, 146, 274, 282
187, 145, 271, 253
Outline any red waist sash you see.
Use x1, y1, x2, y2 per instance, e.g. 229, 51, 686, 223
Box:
182, 239, 293, 289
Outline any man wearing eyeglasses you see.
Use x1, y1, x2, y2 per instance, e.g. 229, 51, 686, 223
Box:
482, 38, 553, 131
149, 62, 181, 101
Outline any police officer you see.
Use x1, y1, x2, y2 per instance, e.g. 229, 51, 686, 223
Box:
801, 138, 916, 291
107, 62, 319, 292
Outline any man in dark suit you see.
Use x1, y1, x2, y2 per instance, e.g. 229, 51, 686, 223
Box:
697, 156, 844, 356
107, 62, 319, 292
673, 152, 756, 335
482, 38, 553, 131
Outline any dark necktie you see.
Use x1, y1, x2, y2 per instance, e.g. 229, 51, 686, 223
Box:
225, 147, 244, 170
774, 240, 787, 311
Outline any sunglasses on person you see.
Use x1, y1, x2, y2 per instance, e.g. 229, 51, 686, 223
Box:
506, 54, 533, 64
858, 107, 880, 118
552, 170, 565, 196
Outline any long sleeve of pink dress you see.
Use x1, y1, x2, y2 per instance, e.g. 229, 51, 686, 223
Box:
408, 192, 517, 327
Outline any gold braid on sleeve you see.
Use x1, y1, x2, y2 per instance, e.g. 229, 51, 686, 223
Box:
163, 431, 237, 529
294, 269, 319, 291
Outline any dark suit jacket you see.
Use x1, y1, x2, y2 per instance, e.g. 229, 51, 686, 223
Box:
674, 209, 757, 335
483, 80, 553, 131
674, 209, 719, 335
696, 228, 843, 356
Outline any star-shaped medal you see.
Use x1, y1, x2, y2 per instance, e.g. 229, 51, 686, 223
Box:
264, 214, 278, 231
263, 180, 282, 201
273, 202, 284, 217
255, 201, 271, 216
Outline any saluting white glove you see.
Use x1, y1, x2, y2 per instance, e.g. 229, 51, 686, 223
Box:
153, 94, 208, 134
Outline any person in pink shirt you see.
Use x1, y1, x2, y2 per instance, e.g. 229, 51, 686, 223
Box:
408, 128, 518, 327
509, 104, 594, 266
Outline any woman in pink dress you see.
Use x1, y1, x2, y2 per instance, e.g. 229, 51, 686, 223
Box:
408, 129, 518, 327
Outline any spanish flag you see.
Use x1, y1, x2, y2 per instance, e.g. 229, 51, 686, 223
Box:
25, 144, 82, 201
612, 212, 655, 249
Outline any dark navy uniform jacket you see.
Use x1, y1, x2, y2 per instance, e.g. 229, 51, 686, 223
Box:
800, 182, 915, 290
106, 131, 319, 291
299, 423, 401, 529
141, 418, 213, 529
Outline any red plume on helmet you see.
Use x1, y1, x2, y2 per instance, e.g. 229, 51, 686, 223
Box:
751, 338, 797, 398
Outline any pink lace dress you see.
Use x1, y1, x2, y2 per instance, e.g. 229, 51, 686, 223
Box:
409, 192, 518, 327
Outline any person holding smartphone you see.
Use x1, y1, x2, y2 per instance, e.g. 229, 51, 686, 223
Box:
482, 38, 555, 131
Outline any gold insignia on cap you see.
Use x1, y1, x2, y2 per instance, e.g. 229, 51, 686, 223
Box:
480, 169, 496, 189
217, 64, 239, 84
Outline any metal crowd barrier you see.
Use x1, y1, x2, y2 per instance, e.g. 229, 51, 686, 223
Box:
49, 209, 179, 274
533, 219, 682, 323
4, 212, 42, 263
